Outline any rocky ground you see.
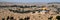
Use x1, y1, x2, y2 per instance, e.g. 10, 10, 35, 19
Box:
0, 6, 60, 20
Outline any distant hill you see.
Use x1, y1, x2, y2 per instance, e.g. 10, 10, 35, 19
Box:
0, 2, 47, 4
48, 2, 60, 4
0, 2, 60, 5
0, 2, 47, 6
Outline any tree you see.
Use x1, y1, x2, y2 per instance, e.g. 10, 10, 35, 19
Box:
56, 16, 60, 20
51, 5, 57, 8
11, 5, 17, 7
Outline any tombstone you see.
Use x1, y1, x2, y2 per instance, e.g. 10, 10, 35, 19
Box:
7, 16, 9, 20
51, 5, 55, 7
57, 8, 60, 12
2, 18, 5, 20
48, 17, 53, 20
55, 11, 59, 14
9, 9, 12, 11
10, 17, 13, 19
32, 11, 35, 13
19, 18, 24, 20
6, 16, 14, 20
24, 17, 30, 20
45, 10, 50, 14
56, 16, 60, 20
9, 17, 14, 20
38, 9, 42, 13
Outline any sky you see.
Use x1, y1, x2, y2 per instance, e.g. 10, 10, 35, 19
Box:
0, 0, 60, 3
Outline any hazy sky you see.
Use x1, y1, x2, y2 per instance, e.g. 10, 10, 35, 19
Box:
0, 0, 60, 3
